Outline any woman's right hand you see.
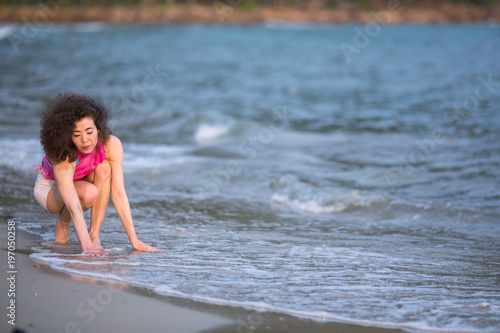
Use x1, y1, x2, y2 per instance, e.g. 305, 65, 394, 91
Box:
132, 239, 165, 252
82, 244, 108, 256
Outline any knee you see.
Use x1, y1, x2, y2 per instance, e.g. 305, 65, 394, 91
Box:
81, 184, 99, 209
95, 159, 111, 182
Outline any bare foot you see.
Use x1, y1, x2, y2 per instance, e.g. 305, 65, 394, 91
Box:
54, 221, 70, 243
91, 237, 104, 251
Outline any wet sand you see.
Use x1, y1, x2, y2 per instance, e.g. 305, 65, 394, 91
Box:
0, 223, 408, 333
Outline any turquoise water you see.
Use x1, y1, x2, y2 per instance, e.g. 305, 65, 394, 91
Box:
1, 23, 499, 332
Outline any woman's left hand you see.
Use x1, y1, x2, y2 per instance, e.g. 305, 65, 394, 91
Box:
132, 239, 165, 252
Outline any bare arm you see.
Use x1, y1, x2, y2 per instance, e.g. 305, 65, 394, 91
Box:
106, 136, 163, 252
53, 161, 107, 256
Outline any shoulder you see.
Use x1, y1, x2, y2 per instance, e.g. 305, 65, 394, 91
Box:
106, 135, 122, 148
104, 135, 123, 161
52, 157, 76, 179
53, 157, 76, 170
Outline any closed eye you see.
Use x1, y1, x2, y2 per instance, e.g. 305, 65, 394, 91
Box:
73, 131, 93, 137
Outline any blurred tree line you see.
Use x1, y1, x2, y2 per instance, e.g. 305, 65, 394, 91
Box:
1, 0, 495, 8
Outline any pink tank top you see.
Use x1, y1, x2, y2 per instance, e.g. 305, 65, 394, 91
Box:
34, 142, 106, 181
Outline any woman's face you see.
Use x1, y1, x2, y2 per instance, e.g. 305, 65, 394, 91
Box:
72, 117, 99, 154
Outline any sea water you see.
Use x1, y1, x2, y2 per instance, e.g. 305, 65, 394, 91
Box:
0, 23, 499, 332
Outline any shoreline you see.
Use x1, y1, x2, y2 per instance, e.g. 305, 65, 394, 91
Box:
0, 222, 233, 333
0, 220, 409, 333
1, 4, 499, 25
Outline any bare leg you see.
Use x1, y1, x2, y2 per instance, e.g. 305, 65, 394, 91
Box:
46, 180, 99, 243
86, 160, 111, 250
54, 207, 71, 243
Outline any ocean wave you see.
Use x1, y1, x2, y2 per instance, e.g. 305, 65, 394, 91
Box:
0, 25, 14, 40
192, 112, 253, 145
194, 124, 232, 144
123, 142, 196, 172
0, 138, 45, 174
0, 138, 198, 175
270, 174, 391, 214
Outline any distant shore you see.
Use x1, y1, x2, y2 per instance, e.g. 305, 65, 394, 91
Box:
1, 3, 499, 25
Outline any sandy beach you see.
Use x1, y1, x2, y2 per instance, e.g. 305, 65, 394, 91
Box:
0, 222, 409, 333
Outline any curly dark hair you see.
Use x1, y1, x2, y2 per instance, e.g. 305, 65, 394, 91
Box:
40, 92, 112, 164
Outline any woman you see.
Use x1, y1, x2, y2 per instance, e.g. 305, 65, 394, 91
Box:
34, 93, 163, 256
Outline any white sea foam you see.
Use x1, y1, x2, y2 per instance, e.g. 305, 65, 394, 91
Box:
0, 138, 44, 174
192, 111, 253, 145
270, 174, 390, 214
271, 193, 346, 213
194, 124, 232, 144
0, 25, 14, 40
153, 285, 488, 333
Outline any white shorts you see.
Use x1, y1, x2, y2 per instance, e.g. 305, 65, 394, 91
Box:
33, 171, 56, 212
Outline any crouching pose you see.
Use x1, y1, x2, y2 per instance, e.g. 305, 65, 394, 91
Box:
34, 93, 163, 256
